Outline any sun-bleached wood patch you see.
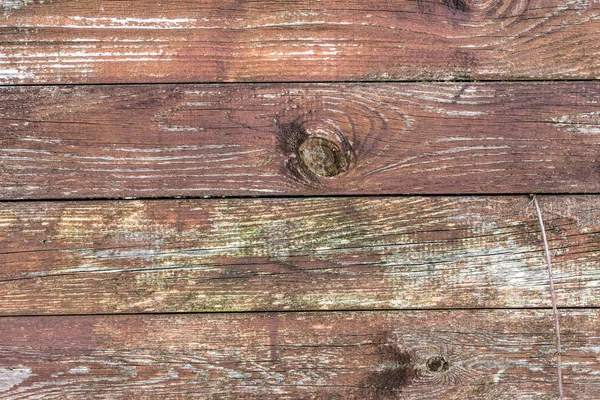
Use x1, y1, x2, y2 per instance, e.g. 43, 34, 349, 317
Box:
1, 196, 598, 315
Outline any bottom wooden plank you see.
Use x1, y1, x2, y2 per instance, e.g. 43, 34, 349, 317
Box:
1, 309, 598, 399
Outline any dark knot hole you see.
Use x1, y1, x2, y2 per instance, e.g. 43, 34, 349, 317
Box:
426, 356, 450, 373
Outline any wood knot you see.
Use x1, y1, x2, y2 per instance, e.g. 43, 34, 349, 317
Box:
443, 0, 469, 12
299, 137, 348, 177
276, 119, 354, 185
417, 0, 470, 16
426, 355, 450, 373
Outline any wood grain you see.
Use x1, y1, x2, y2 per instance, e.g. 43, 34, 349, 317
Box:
1, 309, 598, 399
2, 1, 598, 397
1, 0, 599, 84
535, 195, 600, 309
2, 82, 600, 199
1, 196, 598, 315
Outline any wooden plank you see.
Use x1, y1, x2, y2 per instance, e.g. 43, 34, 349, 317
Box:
1, 195, 598, 315
1, 82, 600, 199
1, 0, 599, 84
535, 195, 600, 308
0, 309, 598, 398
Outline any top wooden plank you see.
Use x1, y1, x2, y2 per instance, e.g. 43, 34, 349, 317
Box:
1, 0, 599, 84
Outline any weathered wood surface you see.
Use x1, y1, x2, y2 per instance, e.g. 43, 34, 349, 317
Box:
1, 196, 598, 315
1, 309, 598, 399
1, 0, 599, 84
2, 82, 600, 199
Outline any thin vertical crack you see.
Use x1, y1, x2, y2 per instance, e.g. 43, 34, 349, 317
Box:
531, 195, 564, 400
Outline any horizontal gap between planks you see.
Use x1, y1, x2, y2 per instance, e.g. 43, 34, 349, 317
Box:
2, 306, 600, 319
0, 78, 599, 88
0, 193, 597, 204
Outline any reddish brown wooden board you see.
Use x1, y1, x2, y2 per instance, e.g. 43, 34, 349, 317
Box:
0, 309, 598, 399
1, 0, 599, 84
1, 196, 598, 315
2, 0, 597, 398
2, 82, 600, 199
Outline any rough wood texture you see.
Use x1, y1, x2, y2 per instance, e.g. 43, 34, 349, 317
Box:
3, 1, 598, 398
1, 309, 599, 399
1, 0, 599, 84
2, 82, 600, 199
1, 196, 598, 315
535, 195, 600, 306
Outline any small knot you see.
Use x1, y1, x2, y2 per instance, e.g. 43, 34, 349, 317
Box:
276, 119, 353, 185
299, 137, 348, 177
443, 0, 469, 12
426, 356, 450, 373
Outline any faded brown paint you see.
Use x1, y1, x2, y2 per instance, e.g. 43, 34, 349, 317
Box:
1, 309, 598, 398
0, 196, 598, 315
2, 83, 600, 199
1, 0, 599, 84
0, 1, 597, 398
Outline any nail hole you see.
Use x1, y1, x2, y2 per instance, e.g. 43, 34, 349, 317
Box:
426, 356, 450, 373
